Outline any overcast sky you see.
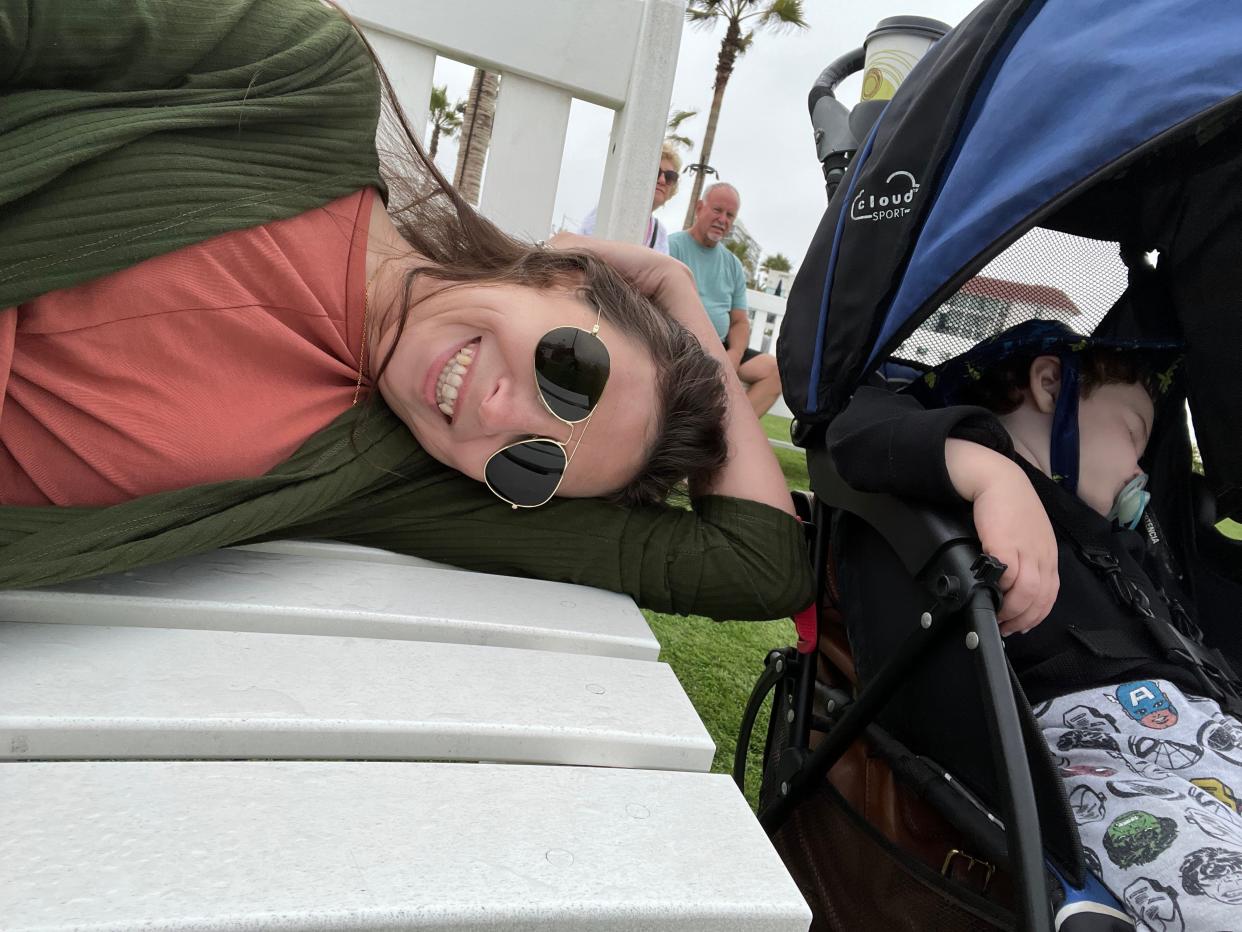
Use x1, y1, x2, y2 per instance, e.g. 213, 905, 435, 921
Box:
426, 0, 982, 271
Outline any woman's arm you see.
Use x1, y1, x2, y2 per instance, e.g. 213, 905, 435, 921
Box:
290, 471, 814, 621
3, 0, 274, 89
0, 0, 380, 307
0, 399, 812, 618
548, 232, 793, 516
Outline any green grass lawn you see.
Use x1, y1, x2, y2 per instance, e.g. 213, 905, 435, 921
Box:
760, 413, 794, 444
644, 610, 794, 808
763, 414, 810, 490
773, 445, 810, 491
645, 414, 808, 809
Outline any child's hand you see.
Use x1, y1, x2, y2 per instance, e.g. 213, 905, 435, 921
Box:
946, 440, 1060, 634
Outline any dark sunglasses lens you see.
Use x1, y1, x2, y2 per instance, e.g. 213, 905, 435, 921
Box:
485, 439, 566, 507
658, 169, 678, 185
534, 326, 610, 422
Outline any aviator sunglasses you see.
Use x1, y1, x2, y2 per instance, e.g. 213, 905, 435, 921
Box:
483, 309, 610, 508
657, 168, 679, 186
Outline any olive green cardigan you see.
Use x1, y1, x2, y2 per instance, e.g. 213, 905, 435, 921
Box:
0, 0, 813, 619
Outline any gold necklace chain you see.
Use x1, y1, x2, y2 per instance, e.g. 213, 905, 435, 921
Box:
353, 267, 382, 407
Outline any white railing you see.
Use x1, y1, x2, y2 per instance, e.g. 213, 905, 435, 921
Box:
745, 288, 787, 355
745, 289, 795, 421
340, 0, 685, 245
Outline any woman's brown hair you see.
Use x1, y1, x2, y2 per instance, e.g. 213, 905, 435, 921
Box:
339, 10, 728, 505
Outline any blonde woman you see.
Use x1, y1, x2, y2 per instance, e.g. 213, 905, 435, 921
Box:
578, 143, 681, 254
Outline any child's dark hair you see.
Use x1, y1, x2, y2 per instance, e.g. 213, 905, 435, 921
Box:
955, 348, 1161, 415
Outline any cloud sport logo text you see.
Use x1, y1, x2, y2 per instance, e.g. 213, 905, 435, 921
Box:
851, 170, 920, 222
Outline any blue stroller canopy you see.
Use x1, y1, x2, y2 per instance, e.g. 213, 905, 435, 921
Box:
876, 0, 1242, 364
778, 0, 1242, 425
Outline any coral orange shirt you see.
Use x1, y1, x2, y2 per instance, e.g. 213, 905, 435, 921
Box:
0, 188, 376, 507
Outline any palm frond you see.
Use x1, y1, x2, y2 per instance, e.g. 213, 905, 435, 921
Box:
428, 84, 464, 135
428, 84, 450, 113
685, 7, 719, 28
665, 133, 694, 150
758, 0, 807, 31
440, 109, 462, 134
667, 108, 699, 133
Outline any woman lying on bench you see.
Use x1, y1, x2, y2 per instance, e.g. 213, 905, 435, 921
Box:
0, 0, 811, 621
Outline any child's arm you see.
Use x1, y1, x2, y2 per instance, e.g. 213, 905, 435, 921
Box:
945, 439, 1059, 634
828, 388, 1059, 634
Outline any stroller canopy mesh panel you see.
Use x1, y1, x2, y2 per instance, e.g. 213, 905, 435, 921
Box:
891, 226, 1128, 368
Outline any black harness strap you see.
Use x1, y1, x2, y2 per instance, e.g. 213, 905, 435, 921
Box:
1022, 464, 1242, 716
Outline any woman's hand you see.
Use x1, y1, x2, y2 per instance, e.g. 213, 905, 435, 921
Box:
945, 440, 1060, 634
546, 234, 792, 516
547, 231, 675, 295
546, 233, 721, 348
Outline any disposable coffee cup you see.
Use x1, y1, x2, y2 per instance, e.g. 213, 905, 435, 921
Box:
860, 16, 950, 102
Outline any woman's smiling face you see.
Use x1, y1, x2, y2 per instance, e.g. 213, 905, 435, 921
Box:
375, 280, 660, 499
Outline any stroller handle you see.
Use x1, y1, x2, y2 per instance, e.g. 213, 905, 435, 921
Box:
807, 48, 865, 113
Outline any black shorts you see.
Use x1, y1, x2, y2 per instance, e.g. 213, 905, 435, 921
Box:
722, 337, 762, 365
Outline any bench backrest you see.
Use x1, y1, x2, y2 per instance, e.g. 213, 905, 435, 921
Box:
343, 0, 686, 243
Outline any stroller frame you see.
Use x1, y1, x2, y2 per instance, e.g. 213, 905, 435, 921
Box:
744, 457, 1054, 931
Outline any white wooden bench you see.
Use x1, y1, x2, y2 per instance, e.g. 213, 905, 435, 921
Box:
0, 621, 712, 770
0, 548, 658, 659
0, 544, 810, 930
1, 761, 808, 931
0, 2, 811, 927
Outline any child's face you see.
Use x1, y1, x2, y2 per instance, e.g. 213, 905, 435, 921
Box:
1075, 380, 1154, 518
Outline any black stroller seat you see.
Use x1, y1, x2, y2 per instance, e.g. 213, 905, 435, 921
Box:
744, 467, 1088, 931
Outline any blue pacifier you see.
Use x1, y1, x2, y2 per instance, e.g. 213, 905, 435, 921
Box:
1107, 473, 1150, 530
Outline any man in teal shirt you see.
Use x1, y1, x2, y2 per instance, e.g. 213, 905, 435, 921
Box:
669, 184, 782, 417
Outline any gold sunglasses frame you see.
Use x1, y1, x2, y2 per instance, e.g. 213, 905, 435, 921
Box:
483, 310, 607, 510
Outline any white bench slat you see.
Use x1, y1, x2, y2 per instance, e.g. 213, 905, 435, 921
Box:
0, 549, 658, 660
480, 73, 572, 240
233, 538, 456, 569
0, 622, 713, 770
0, 761, 811, 932
343, 0, 645, 109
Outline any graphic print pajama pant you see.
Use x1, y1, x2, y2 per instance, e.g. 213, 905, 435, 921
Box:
1036, 679, 1242, 931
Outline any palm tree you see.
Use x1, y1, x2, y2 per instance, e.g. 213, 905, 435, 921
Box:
761, 252, 792, 272
681, 0, 808, 228
427, 84, 463, 162
665, 108, 698, 152
453, 70, 501, 206
724, 239, 758, 288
